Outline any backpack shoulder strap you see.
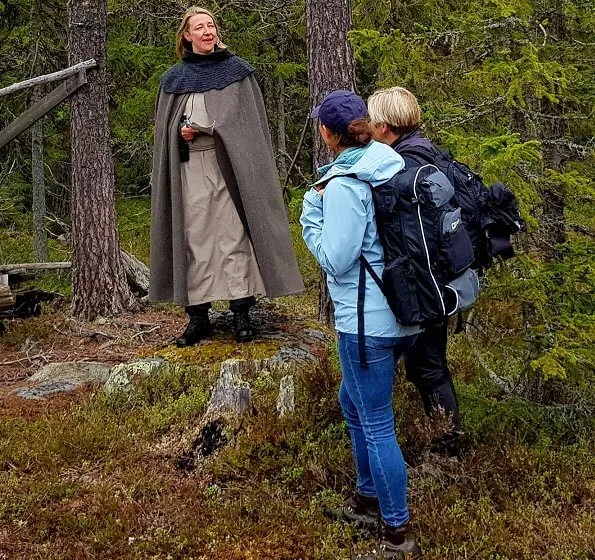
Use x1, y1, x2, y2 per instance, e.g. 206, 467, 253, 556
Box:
356, 256, 387, 368
359, 255, 384, 291
397, 142, 439, 168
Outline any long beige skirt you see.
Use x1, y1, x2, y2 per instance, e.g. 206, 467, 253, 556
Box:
181, 137, 265, 305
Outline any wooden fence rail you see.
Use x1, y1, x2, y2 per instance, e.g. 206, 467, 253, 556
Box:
0, 59, 96, 98
0, 262, 71, 273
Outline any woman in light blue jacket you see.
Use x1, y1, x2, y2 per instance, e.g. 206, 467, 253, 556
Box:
301, 90, 422, 558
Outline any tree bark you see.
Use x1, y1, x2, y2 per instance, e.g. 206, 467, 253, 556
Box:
540, 3, 567, 263
277, 74, 288, 179
306, 0, 356, 326
67, 0, 136, 319
31, 88, 47, 263
276, 22, 288, 178
29, 8, 47, 263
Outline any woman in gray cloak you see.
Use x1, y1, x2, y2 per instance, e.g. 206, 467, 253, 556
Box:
150, 6, 303, 346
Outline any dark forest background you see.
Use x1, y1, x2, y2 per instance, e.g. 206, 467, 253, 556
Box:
0, 2, 593, 558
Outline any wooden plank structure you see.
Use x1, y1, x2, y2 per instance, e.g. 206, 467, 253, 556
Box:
0, 251, 148, 296
0, 60, 151, 312
0, 59, 96, 99
0, 262, 71, 274
0, 60, 96, 150
0, 60, 99, 310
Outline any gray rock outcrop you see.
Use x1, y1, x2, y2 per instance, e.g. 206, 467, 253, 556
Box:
14, 362, 111, 400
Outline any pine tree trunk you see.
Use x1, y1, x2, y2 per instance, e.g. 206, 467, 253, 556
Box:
29, 6, 47, 263
307, 0, 356, 326
67, 0, 136, 319
277, 75, 288, 178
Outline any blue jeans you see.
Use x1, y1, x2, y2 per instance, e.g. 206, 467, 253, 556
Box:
338, 331, 417, 528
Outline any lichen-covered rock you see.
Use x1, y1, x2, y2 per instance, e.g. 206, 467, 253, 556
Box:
14, 362, 111, 400
104, 358, 166, 394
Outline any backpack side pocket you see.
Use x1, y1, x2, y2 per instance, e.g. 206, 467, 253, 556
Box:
444, 268, 480, 315
439, 208, 475, 279
382, 256, 422, 325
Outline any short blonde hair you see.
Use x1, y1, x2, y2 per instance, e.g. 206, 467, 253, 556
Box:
368, 87, 422, 135
175, 6, 226, 59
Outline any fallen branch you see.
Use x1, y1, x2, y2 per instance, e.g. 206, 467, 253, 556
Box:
130, 325, 161, 339
0, 354, 46, 366
120, 249, 150, 296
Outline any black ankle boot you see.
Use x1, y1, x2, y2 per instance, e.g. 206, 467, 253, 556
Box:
176, 306, 213, 347
430, 429, 467, 458
378, 522, 422, 558
233, 310, 252, 342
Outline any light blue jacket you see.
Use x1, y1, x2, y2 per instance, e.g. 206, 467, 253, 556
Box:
300, 141, 421, 338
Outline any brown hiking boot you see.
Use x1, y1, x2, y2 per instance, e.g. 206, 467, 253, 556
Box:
352, 523, 422, 559
326, 492, 381, 528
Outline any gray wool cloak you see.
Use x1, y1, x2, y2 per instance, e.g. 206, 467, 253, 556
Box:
149, 74, 304, 305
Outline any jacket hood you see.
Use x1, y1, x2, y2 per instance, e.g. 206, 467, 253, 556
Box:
313, 141, 404, 188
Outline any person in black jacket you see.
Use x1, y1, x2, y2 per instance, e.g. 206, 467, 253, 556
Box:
367, 86, 465, 455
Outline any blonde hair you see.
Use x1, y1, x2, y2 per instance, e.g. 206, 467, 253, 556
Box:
368, 87, 422, 135
175, 6, 226, 59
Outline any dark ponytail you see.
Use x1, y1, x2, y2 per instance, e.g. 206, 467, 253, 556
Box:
335, 118, 372, 149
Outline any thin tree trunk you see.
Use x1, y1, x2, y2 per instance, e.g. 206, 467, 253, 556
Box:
67, 0, 136, 319
276, 22, 288, 178
29, 18, 47, 263
540, 3, 567, 263
277, 75, 288, 178
31, 87, 47, 263
307, 0, 356, 326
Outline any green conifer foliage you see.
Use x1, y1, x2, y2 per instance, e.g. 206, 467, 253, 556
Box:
351, 0, 594, 395
0, 0, 592, 396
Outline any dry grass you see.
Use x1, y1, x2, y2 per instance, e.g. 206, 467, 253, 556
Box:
0, 201, 593, 559
0, 342, 592, 559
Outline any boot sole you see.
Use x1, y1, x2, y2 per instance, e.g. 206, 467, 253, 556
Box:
175, 331, 214, 347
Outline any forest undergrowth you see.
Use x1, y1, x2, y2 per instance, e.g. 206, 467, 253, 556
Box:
0, 198, 593, 559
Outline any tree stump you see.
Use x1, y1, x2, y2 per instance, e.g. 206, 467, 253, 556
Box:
0, 275, 13, 309
204, 359, 253, 420
276, 374, 295, 417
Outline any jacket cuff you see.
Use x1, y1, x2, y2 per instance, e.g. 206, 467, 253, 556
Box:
304, 188, 323, 206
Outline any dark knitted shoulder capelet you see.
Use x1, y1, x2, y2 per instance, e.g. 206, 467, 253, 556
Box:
159, 48, 254, 94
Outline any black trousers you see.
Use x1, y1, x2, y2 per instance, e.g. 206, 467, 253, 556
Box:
186, 296, 256, 316
403, 320, 461, 430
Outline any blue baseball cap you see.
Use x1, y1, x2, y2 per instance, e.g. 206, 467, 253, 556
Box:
310, 90, 368, 133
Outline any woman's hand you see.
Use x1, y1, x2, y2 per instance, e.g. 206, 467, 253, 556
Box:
181, 125, 198, 142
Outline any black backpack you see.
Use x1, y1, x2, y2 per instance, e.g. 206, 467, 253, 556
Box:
356, 137, 525, 366
356, 164, 480, 366
361, 163, 479, 322
397, 142, 525, 270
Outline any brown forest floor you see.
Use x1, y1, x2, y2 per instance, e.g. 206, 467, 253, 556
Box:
0, 307, 182, 384
0, 300, 593, 560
